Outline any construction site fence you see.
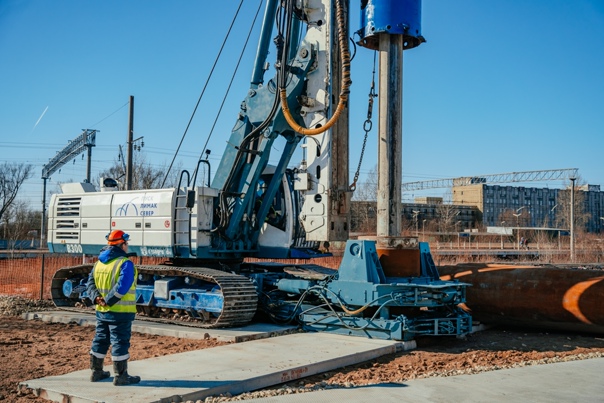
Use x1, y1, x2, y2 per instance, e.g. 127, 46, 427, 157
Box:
0, 255, 166, 300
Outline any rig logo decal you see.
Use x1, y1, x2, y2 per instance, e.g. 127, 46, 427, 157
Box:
114, 195, 160, 217
115, 197, 139, 216
139, 195, 159, 217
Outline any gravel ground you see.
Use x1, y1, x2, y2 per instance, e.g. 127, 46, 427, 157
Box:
1, 296, 604, 403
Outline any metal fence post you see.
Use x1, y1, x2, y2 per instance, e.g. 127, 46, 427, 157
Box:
40, 254, 45, 300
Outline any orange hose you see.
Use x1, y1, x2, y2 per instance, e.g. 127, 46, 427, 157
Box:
280, 0, 351, 136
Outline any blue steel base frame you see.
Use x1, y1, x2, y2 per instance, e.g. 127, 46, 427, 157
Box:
300, 307, 472, 341
268, 240, 472, 341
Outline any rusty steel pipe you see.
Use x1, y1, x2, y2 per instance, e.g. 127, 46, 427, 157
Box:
439, 263, 604, 334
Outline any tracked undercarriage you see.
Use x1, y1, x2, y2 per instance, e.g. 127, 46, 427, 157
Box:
51, 264, 258, 328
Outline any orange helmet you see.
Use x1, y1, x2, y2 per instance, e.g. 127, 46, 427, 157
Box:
106, 230, 130, 246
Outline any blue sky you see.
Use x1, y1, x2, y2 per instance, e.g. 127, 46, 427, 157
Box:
1, 0, 603, 208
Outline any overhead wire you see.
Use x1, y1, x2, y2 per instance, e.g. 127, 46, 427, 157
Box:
191, 0, 264, 188
6, 99, 128, 198
86, 101, 129, 129
161, 0, 247, 188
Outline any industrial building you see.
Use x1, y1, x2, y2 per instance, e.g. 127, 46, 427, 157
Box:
353, 181, 604, 235
351, 199, 478, 233
452, 183, 604, 233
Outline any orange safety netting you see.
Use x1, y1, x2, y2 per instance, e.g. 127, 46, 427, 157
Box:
0, 255, 168, 300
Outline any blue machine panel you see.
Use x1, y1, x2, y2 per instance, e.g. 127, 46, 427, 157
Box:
358, 0, 425, 50
136, 285, 223, 313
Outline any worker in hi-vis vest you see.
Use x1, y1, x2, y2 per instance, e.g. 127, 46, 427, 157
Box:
86, 229, 141, 386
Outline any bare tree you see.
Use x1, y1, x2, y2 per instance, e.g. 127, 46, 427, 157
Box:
3, 201, 40, 253
351, 166, 378, 233
352, 165, 378, 202
350, 201, 377, 233
0, 162, 33, 222
498, 208, 531, 228
555, 177, 590, 232
436, 203, 460, 234
97, 153, 182, 190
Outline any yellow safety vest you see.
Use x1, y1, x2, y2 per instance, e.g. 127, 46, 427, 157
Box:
93, 257, 138, 314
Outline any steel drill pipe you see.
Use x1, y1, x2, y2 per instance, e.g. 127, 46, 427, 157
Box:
438, 263, 604, 334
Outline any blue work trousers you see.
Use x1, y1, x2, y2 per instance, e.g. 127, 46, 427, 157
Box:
90, 311, 135, 361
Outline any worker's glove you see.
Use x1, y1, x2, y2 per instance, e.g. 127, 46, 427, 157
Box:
94, 296, 108, 307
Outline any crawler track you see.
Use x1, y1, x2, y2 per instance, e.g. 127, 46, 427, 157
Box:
51, 264, 258, 328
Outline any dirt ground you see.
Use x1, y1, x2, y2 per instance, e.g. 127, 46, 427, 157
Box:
2, 299, 604, 403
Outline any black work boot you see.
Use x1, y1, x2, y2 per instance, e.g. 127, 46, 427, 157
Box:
113, 360, 141, 386
90, 355, 110, 382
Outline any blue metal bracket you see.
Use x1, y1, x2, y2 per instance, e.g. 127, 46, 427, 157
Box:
337, 240, 386, 283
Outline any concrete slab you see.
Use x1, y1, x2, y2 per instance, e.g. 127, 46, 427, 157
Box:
21, 332, 415, 403
23, 311, 297, 342
243, 357, 604, 403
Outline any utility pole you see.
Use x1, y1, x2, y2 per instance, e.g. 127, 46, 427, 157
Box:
126, 95, 134, 190
570, 177, 576, 263
41, 178, 47, 248
85, 140, 93, 183
513, 206, 525, 250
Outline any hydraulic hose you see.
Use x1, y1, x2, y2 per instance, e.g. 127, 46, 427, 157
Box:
280, 0, 351, 136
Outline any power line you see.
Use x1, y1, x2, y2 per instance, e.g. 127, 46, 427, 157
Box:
86, 101, 129, 129
162, 0, 247, 187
